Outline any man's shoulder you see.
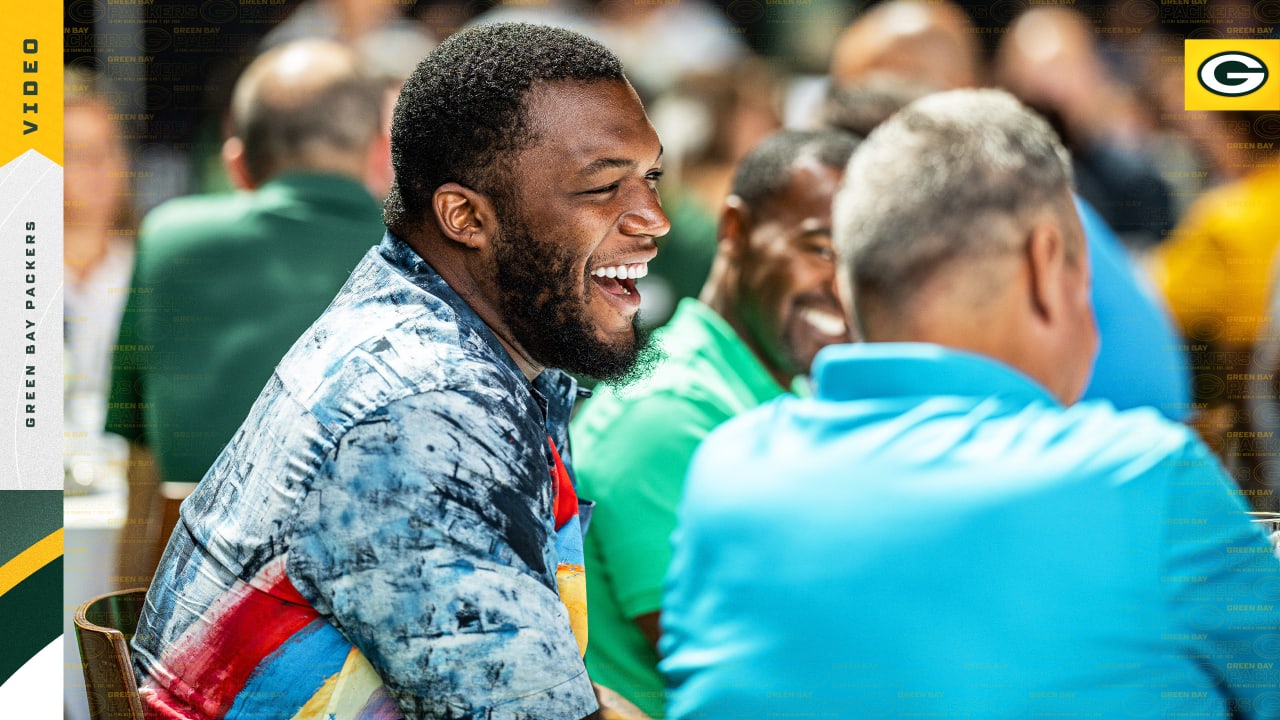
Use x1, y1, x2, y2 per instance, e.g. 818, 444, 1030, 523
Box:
141, 192, 256, 241
275, 257, 530, 437
675, 397, 1211, 565
695, 392, 1201, 491
134, 193, 268, 276
576, 310, 748, 431
920, 397, 1200, 483
138, 180, 382, 257
1024, 401, 1200, 476
201, 327, 533, 517
572, 352, 739, 456
582, 356, 725, 418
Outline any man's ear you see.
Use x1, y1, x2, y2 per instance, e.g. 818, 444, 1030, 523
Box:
718, 195, 752, 260
433, 183, 497, 250
222, 137, 256, 190
1024, 221, 1067, 325
835, 266, 862, 342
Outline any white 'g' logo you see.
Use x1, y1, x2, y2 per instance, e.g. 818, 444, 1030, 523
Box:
1198, 51, 1269, 97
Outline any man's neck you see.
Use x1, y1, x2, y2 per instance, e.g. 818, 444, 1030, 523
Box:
405, 231, 545, 382
699, 277, 793, 390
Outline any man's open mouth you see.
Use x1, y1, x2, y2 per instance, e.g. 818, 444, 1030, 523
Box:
590, 263, 648, 297
799, 306, 848, 338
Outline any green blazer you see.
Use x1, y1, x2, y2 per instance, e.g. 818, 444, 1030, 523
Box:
106, 173, 385, 484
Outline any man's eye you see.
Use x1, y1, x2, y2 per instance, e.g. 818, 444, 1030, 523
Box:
809, 244, 836, 260
645, 170, 664, 186
587, 183, 619, 195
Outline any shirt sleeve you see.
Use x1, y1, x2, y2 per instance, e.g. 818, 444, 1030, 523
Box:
286, 388, 598, 720
1161, 436, 1280, 720
576, 391, 729, 618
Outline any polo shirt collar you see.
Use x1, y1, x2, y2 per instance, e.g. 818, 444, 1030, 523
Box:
258, 172, 380, 211
672, 298, 789, 404
813, 342, 1060, 407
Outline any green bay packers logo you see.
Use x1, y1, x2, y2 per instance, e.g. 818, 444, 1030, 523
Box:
1198, 51, 1270, 97
1185, 40, 1280, 110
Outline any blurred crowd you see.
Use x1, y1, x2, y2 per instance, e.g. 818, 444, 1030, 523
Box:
63, 0, 1280, 718
68, 0, 1280, 506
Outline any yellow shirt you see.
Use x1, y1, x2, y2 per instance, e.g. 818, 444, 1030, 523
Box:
1152, 165, 1280, 348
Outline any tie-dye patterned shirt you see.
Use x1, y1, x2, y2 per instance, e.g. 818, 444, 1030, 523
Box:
131, 232, 599, 720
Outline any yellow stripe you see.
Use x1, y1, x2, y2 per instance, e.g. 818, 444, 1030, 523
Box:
290, 647, 384, 720
557, 563, 588, 657
0, 528, 62, 599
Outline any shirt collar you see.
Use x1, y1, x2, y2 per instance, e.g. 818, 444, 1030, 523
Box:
672, 298, 789, 403
258, 172, 380, 210
376, 230, 577, 415
812, 342, 1060, 407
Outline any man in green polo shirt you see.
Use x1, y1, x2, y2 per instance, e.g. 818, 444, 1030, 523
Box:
571, 128, 859, 717
105, 39, 390, 576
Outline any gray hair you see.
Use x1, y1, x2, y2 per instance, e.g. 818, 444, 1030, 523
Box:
834, 88, 1075, 331
231, 40, 384, 184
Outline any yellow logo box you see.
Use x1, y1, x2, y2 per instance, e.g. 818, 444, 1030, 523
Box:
1185, 40, 1280, 111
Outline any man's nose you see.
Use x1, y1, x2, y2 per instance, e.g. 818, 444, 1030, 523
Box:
619, 187, 671, 240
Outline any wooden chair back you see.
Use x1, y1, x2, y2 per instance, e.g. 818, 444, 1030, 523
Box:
73, 588, 149, 720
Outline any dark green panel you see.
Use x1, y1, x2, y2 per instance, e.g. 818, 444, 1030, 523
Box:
0, 557, 62, 686
0, 490, 61, 567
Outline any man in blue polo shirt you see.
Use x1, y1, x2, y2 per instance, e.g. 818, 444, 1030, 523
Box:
660, 89, 1280, 719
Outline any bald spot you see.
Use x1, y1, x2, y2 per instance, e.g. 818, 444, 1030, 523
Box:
228, 38, 383, 185
831, 0, 980, 91
232, 40, 362, 129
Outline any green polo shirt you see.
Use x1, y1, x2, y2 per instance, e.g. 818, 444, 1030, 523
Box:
106, 173, 384, 485
571, 298, 788, 717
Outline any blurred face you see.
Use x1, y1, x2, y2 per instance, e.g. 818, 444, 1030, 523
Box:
490, 80, 670, 382
738, 159, 853, 381
64, 100, 126, 227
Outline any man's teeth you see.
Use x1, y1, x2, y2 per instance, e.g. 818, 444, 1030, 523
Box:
801, 308, 848, 337
592, 263, 649, 280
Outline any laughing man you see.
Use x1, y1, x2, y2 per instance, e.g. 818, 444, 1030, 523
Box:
571, 129, 859, 717
132, 24, 669, 720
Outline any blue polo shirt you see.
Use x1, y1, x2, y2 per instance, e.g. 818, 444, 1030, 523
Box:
661, 343, 1280, 719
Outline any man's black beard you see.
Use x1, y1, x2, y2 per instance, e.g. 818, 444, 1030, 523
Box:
491, 211, 660, 385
